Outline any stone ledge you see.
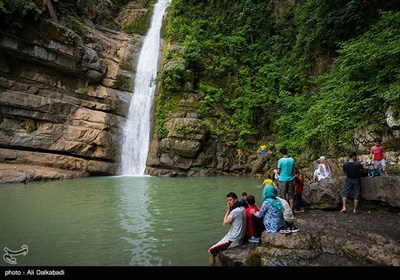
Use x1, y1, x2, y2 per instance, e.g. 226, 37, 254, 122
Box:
219, 209, 400, 266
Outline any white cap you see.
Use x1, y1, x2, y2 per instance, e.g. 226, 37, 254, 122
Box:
319, 156, 326, 161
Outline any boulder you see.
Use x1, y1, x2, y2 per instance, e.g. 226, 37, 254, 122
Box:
303, 176, 400, 209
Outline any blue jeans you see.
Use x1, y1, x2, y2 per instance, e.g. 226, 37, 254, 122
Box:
294, 194, 302, 210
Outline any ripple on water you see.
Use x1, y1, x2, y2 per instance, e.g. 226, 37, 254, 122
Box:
1, 176, 262, 266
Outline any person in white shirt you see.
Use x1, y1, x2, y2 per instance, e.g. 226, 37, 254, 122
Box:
277, 196, 299, 233
312, 156, 333, 182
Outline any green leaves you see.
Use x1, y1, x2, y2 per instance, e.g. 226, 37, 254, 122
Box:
287, 11, 400, 155
163, 0, 400, 157
0, 0, 42, 16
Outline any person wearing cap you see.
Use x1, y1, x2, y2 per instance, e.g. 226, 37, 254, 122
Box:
312, 156, 333, 182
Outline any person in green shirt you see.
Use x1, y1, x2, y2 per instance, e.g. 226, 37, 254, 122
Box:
276, 147, 295, 210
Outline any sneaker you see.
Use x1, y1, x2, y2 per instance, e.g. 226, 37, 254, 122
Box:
290, 226, 299, 233
248, 236, 261, 243
279, 228, 291, 234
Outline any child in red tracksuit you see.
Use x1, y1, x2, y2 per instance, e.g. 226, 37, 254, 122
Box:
294, 168, 304, 213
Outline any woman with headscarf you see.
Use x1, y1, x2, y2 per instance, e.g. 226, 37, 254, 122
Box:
248, 185, 285, 243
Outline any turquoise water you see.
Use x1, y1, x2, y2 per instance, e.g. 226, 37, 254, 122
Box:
0, 176, 262, 266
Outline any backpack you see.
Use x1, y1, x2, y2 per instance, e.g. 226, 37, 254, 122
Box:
367, 169, 381, 177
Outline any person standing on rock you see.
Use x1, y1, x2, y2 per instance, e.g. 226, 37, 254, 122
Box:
341, 152, 364, 214
236, 148, 244, 165
370, 138, 388, 176
276, 147, 295, 210
293, 168, 305, 213
208, 192, 246, 265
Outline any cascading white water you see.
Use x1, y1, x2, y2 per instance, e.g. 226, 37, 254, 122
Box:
120, 0, 171, 175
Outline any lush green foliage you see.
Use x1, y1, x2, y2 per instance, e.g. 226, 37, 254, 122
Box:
0, 0, 42, 16
288, 11, 400, 155
160, 0, 400, 158
154, 90, 181, 139
0, 0, 133, 31
126, 0, 157, 35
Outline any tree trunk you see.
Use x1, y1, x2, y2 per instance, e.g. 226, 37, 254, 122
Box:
45, 0, 58, 21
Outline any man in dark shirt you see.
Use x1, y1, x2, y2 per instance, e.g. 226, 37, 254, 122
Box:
341, 152, 364, 214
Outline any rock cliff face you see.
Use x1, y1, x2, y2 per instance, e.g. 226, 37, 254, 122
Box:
0, 14, 141, 183
146, 106, 243, 177
145, 94, 250, 177
303, 176, 400, 210
145, 43, 250, 177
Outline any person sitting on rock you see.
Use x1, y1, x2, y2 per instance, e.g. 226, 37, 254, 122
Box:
277, 196, 299, 234
244, 195, 260, 242
312, 156, 332, 182
249, 185, 284, 243
239, 192, 249, 208
208, 192, 246, 265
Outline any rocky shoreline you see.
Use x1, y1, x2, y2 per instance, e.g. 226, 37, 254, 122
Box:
219, 209, 400, 266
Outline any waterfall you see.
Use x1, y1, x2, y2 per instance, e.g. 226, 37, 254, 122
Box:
120, 0, 171, 175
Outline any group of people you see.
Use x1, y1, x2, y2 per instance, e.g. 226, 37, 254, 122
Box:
208, 138, 389, 265
207, 187, 299, 265
208, 147, 301, 265
313, 138, 388, 214
340, 138, 387, 214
